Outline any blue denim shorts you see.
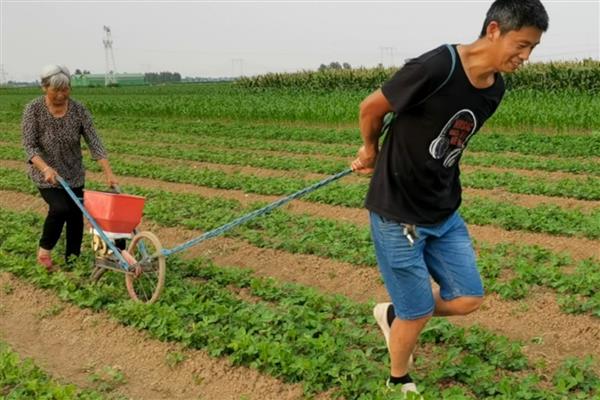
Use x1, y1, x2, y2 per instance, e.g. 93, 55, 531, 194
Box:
369, 210, 484, 320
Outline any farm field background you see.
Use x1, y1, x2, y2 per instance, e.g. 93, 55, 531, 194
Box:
0, 82, 599, 399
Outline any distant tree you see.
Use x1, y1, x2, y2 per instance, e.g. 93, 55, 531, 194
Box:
328, 62, 342, 70
145, 72, 157, 84
144, 71, 182, 84
74, 69, 83, 75
318, 62, 351, 71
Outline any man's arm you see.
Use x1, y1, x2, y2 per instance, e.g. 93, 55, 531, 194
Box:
351, 89, 393, 174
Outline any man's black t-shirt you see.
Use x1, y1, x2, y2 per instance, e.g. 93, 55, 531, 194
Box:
365, 44, 505, 225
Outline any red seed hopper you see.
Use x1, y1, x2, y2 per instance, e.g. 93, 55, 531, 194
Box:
84, 190, 145, 234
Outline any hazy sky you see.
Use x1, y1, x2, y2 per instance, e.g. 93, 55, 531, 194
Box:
1, 0, 599, 82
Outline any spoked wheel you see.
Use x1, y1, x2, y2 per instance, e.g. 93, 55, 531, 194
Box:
125, 231, 166, 304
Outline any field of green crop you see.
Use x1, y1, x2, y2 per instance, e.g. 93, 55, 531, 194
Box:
0, 82, 598, 399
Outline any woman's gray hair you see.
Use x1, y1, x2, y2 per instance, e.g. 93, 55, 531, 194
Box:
40, 64, 71, 89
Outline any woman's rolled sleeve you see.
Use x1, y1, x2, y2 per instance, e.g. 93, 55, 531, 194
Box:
80, 106, 108, 160
21, 104, 42, 163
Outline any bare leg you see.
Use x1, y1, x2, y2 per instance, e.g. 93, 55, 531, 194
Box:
432, 287, 483, 316
389, 315, 430, 377
388, 289, 483, 377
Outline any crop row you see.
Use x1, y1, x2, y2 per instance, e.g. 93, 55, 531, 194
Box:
1, 208, 598, 399
1, 84, 600, 129
7, 141, 599, 200
0, 122, 597, 177
0, 168, 598, 316
1, 117, 599, 177
235, 61, 600, 93
1, 107, 598, 159
95, 116, 600, 157
1, 160, 599, 239
235, 66, 397, 91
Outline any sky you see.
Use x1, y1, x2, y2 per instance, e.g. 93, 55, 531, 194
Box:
1, 0, 599, 82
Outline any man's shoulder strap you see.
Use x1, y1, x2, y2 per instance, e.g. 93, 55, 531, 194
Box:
380, 44, 457, 139
414, 43, 457, 106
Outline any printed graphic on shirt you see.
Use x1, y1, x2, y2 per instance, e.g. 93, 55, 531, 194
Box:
428, 109, 477, 168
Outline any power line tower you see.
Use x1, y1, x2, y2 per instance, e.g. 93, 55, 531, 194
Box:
0, 64, 8, 86
103, 26, 117, 86
231, 58, 244, 77
379, 47, 395, 67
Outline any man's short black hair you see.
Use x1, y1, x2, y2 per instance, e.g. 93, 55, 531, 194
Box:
480, 0, 549, 38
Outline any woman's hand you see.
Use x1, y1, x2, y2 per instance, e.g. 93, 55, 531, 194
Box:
105, 172, 119, 188
41, 166, 58, 185
97, 158, 118, 188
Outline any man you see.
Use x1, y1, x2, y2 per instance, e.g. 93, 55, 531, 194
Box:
351, 0, 548, 396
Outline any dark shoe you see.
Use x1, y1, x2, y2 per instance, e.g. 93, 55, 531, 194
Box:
386, 379, 422, 398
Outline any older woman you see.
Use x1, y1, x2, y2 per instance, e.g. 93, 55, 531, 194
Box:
22, 65, 118, 271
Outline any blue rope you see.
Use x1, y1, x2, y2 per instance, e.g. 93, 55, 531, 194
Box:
60, 168, 353, 261
162, 168, 353, 257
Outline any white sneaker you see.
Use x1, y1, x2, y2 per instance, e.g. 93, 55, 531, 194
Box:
373, 303, 414, 366
385, 379, 423, 399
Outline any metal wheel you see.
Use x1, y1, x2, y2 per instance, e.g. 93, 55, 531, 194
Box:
125, 231, 166, 304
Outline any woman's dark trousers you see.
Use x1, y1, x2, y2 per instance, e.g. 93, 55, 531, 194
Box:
38, 187, 84, 263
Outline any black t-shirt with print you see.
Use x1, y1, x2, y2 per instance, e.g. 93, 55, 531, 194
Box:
365, 44, 505, 225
